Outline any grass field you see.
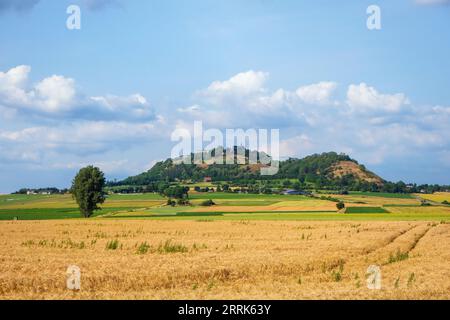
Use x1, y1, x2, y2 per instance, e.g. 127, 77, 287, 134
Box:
345, 207, 390, 214
0, 219, 448, 299
1, 191, 449, 299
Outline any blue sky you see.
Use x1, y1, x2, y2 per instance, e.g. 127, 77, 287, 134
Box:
0, 0, 449, 192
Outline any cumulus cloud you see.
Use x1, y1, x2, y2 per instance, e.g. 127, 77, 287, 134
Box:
199, 70, 268, 102
346, 83, 410, 113
193, 71, 334, 127
186, 72, 417, 130
89, 94, 154, 120
52, 159, 130, 174
0, 120, 166, 160
34, 75, 77, 112
176, 71, 450, 173
1, 67, 449, 186
296, 81, 338, 106
0, 65, 154, 121
0, 65, 78, 114
279, 134, 314, 158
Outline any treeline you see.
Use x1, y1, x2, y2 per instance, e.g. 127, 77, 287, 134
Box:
13, 188, 69, 195
107, 182, 173, 194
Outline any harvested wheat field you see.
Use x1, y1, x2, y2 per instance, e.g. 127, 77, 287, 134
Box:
0, 219, 449, 300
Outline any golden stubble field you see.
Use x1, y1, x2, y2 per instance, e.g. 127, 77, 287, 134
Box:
0, 219, 449, 300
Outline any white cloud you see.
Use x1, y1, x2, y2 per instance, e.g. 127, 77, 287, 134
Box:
249, 89, 293, 114
296, 81, 338, 106
177, 104, 201, 113
89, 94, 154, 119
346, 83, 410, 113
0, 65, 154, 121
0, 65, 32, 105
193, 72, 342, 127
0, 120, 167, 162
0, 65, 30, 86
176, 73, 449, 171
279, 134, 313, 158
431, 105, 450, 115
2, 67, 450, 186
34, 75, 76, 112
201, 70, 268, 98
52, 159, 129, 174
357, 124, 444, 148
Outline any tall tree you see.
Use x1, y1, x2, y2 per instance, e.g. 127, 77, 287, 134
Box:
71, 166, 106, 218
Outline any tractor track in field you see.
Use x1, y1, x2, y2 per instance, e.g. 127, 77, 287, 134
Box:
366, 223, 434, 264
307, 224, 429, 276
405, 224, 434, 253
363, 224, 419, 255
264, 223, 437, 280
282, 224, 422, 277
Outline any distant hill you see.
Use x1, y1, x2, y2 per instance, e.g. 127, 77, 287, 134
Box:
115, 147, 385, 189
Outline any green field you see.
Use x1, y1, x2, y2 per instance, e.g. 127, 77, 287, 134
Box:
0, 207, 130, 220
348, 191, 414, 199
345, 207, 390, 214
1, 191, 449, 221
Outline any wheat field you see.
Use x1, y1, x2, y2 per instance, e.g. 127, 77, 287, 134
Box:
0, 219, 449, 300
418, 192, 450, 203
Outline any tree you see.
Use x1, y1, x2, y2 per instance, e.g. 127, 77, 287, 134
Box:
71, 166, 106, 218
164, 185, 189, 199
292, 182, 302, 191
200, 199, 215, 207
336, 201, 345, 210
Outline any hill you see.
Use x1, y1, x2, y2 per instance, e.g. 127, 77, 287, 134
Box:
114, 148, 385, 190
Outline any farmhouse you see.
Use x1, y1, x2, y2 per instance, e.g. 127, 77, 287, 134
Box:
203, 176, 212, 183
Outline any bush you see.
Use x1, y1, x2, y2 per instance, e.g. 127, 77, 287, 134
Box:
167, 199, 176, 207
421, 200, 431, 206
336, 201, 345, 210
200, 199, 215, 207
177, 198, 190, 206
442, 200, 449, 205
